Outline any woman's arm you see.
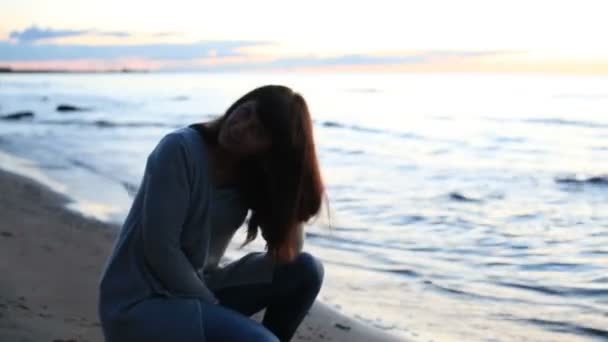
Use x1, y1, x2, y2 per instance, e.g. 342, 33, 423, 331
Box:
274, 223, 305, 263
294, 223, 304, 254
141, 133, 218, 304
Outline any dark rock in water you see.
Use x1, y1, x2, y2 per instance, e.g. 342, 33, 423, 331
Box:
41, 96, 49, 102
94, 120, 116, 128
322, 121, 342, 128
449, 192, 481, 203
1, 111, 34, 120
555, 175, 608, 186
588, 176, 608, 185
57, 104, 88, 112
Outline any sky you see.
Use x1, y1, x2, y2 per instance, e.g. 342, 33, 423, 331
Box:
1, 0, 607, 73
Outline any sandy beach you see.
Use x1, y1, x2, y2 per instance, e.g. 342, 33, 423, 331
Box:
0, 167, 403, 342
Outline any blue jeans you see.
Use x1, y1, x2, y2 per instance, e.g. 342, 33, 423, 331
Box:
205, 252, 324, 342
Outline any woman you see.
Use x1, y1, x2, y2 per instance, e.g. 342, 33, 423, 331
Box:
98, 85, 325, 342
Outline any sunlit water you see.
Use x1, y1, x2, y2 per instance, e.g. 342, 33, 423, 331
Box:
1, 72, 607, 341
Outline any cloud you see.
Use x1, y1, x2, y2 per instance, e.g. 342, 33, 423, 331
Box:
416, 50, 508, 59
0, 32, 509, 71
0, 40, 269, 61
10, 26, 87, 42
9, 25, 133, 43
152, 32, 183, 37
266, 54, 426, 69
99, 31, 132, 38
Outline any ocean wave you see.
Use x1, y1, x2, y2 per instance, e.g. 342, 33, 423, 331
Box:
65, 158, 140, 198
483, 262, 511, 267
306, 231, 405, 253
67, 158, 99, 173
319, 120, 421, 140
385, 268, 420, 277
518, 262, 594, 272
586, 249, 608, 255
407, 246, 439, 253
493, 135, 526, 143
324, 147, 365, 155
591, 277, 608, 283
553, 93, 608, 100
36, 119, 177, 128
429, 215, 477, 230
497, 281, 608, 297
171, 95, 190, 101
0, 81, 51, 89
423, 281, 476, 297
523, 118, 608, 129
422, 280, 514, 302
323, 258, 421, 278
510, 213, 540, 220
344, 88, 381, 93
389, 215, 425, 226
519, 318, 608, 339
321, 121, 383, 134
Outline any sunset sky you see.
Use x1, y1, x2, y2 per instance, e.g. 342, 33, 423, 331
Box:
1, 0, 607, 73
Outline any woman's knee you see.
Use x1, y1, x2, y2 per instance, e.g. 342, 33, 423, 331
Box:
293, 252, 324, 291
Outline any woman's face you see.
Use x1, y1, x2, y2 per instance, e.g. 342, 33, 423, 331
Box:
219, 100, 272, 158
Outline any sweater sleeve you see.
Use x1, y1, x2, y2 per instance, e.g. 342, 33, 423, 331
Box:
141, 133, 218, 304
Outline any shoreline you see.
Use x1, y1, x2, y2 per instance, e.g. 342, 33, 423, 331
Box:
0, 166, 403, 341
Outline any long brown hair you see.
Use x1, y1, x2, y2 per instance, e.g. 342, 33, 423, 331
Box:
191, 85, 325, 260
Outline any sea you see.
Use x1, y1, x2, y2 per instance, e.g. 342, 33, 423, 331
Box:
0, 72, 607, 341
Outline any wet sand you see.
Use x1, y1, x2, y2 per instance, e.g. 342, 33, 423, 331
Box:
0, 168, 403, 341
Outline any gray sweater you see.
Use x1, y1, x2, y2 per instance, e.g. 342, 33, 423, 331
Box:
97, 126, 276, 340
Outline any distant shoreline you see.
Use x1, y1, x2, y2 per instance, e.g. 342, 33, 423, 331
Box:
0, 67, 149, 74
4, 67, 608, 76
